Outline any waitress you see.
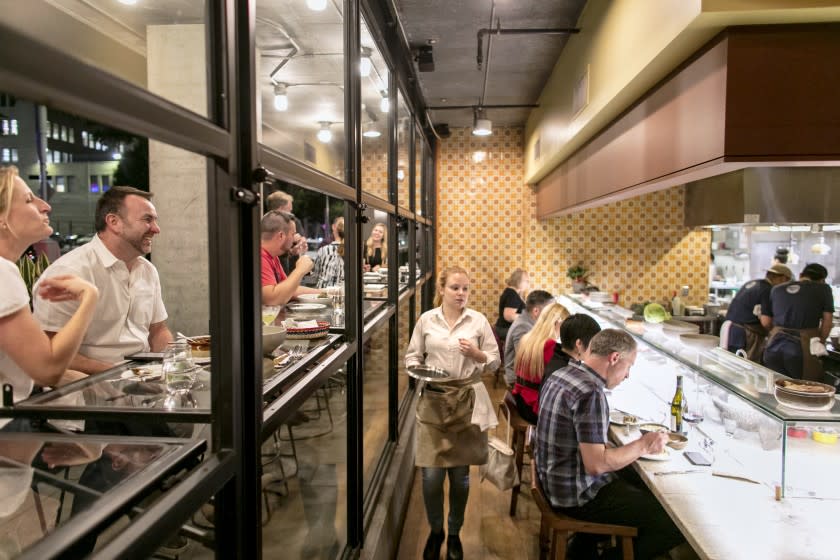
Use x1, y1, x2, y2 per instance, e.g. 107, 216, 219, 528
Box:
406, 265, 499, 560
762, 263, 834, 380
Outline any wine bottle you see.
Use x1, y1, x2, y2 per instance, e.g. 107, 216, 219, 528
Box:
670, 375, 684, 433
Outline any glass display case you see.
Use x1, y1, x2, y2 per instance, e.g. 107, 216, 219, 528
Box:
559, 295, 840, 500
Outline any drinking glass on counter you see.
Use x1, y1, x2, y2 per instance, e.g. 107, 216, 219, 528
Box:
328, 283, 345, 327
163, 341, 196, 399
262, 305, 281, 326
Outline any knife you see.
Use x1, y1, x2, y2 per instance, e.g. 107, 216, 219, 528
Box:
712, 471, 761, 484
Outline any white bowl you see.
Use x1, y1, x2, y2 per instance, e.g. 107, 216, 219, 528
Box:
262, 326, 287, 354
679, 333, 720, 351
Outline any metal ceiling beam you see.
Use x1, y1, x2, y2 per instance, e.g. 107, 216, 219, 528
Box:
427, 104, 538, 110
477, 26, 581, 69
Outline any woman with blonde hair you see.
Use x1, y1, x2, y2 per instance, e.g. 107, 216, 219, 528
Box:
494, 268, 529, 340
406, 265, 500, 560
363, 222, 387, 272
511, 302, 570, 424
0, 166, 98, 429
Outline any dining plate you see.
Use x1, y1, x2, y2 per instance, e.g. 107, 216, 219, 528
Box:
640, 449, 671, 461
286, 303, 328, 312
364, 283, 386, 291
609, 410, 641, 426
296, 293, 332, 302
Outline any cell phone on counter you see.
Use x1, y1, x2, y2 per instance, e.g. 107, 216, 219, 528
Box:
683, 451, 712, 466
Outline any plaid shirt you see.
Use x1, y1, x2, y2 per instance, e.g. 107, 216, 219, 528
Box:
535, 361, 616, 508
312, 242, 344, 289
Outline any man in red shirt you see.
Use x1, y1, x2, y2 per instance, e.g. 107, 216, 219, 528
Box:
260, 211, 318, 305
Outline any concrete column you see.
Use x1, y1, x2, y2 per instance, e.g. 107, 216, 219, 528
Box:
146, 24, 209, 336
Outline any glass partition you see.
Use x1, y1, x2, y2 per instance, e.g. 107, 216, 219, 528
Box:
4, 1, 209, 118
397, 217, 410, 270
396, 92, 410, 208
397, 296, 411, 405
414, 128, 424, 215
360, 17, 389, 201
1, 91, 212, 430
261, 364, 348, 558
361, 208, 390, 281
363, 321, 390, 494
256, 0, 346, 181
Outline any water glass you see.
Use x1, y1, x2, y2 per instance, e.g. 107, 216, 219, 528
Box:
262, 305, 281, 326
163, 341, 196, 395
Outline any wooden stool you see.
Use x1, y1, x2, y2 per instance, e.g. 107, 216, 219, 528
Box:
530, 461, 637, 560
499, 392, 531, 516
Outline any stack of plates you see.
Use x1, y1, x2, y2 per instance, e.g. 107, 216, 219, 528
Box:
286, 320, 330, 339
588, 291, 612, 303
661, 319, 699, 335
363, 272, 382, 283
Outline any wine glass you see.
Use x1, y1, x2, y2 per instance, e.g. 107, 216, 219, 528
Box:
163, 341, 196, 405
262, 305, 281, 326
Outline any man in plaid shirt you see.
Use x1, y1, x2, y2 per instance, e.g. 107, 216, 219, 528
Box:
535, 329, 685, 559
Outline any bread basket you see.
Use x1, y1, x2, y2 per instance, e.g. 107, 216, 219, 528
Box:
773, 379, 836, 412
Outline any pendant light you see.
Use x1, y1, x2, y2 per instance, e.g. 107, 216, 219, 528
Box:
317, 122, 333, 143
472, 107, 492, 136
273, 83, 288, 111
359, 47, 373, 77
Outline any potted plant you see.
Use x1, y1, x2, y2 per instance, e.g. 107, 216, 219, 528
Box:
566, 264, 590, 293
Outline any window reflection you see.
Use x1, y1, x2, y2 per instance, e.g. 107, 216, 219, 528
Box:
396, 93, 410, 208
256, 0, 346, 181
360, 17, 389, 200
5, 1, 209, 117
361, 208, 389, 299
363, 322, 390, 494
414, 129, 424, 215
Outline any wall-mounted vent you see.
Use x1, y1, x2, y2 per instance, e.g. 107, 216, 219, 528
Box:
572, 64, 590, 116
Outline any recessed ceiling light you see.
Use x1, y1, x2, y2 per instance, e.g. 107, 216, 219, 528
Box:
118, 0, 138, 5
363, 122, 381, 138
306, 0, 327, 11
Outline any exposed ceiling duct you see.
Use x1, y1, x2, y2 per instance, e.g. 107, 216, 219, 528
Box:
684, 167, 840, 227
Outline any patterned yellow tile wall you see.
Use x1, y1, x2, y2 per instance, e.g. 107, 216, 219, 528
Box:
436, 127, 711, 323
361, 134, 388, 200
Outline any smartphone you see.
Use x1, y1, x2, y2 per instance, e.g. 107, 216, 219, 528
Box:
683, 451, 712, 466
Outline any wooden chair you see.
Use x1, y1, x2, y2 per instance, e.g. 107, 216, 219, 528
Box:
530, 461, 637, 560
499, 391, 531, 516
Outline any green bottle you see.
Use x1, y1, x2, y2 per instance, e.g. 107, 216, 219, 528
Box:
670, 375, 684, 433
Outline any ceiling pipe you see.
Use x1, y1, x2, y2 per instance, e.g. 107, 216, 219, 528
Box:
427, 104, 538, 110
479, 0, 496, 107
477, 27, 580, 70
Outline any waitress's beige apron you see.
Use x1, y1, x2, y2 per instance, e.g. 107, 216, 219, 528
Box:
767, 326, 824, 381
415, 373, 488, 468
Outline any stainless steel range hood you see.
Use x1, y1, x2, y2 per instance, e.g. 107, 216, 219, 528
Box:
685, 167, 840, 227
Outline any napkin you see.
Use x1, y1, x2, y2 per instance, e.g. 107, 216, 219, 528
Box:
810, 337, 828, 357
283, 319, 318, 329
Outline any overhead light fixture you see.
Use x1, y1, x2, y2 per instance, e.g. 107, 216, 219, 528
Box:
359, 47, 373, 77
273, 83, 288, 111
118, 0, 138, 5
362, 122, 381, 138
317, 122, 333, 143
306, 0, 327, 11
380, 92, 390, 113
397, 167, 405, 182
472, 108, 492, 136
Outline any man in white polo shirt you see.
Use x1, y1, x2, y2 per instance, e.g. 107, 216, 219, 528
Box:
34, 186, 173, 374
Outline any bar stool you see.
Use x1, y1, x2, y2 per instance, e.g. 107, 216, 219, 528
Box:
499, 391, 531, 516
530, 461, 637, 560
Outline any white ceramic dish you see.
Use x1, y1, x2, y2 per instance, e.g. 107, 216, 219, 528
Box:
679, 333, 720, 351
286, 303, 328, 312
296, 293, 331, 302
640, 449, 671, 461
364, 283, 386, 291
609, 410, 641, 426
